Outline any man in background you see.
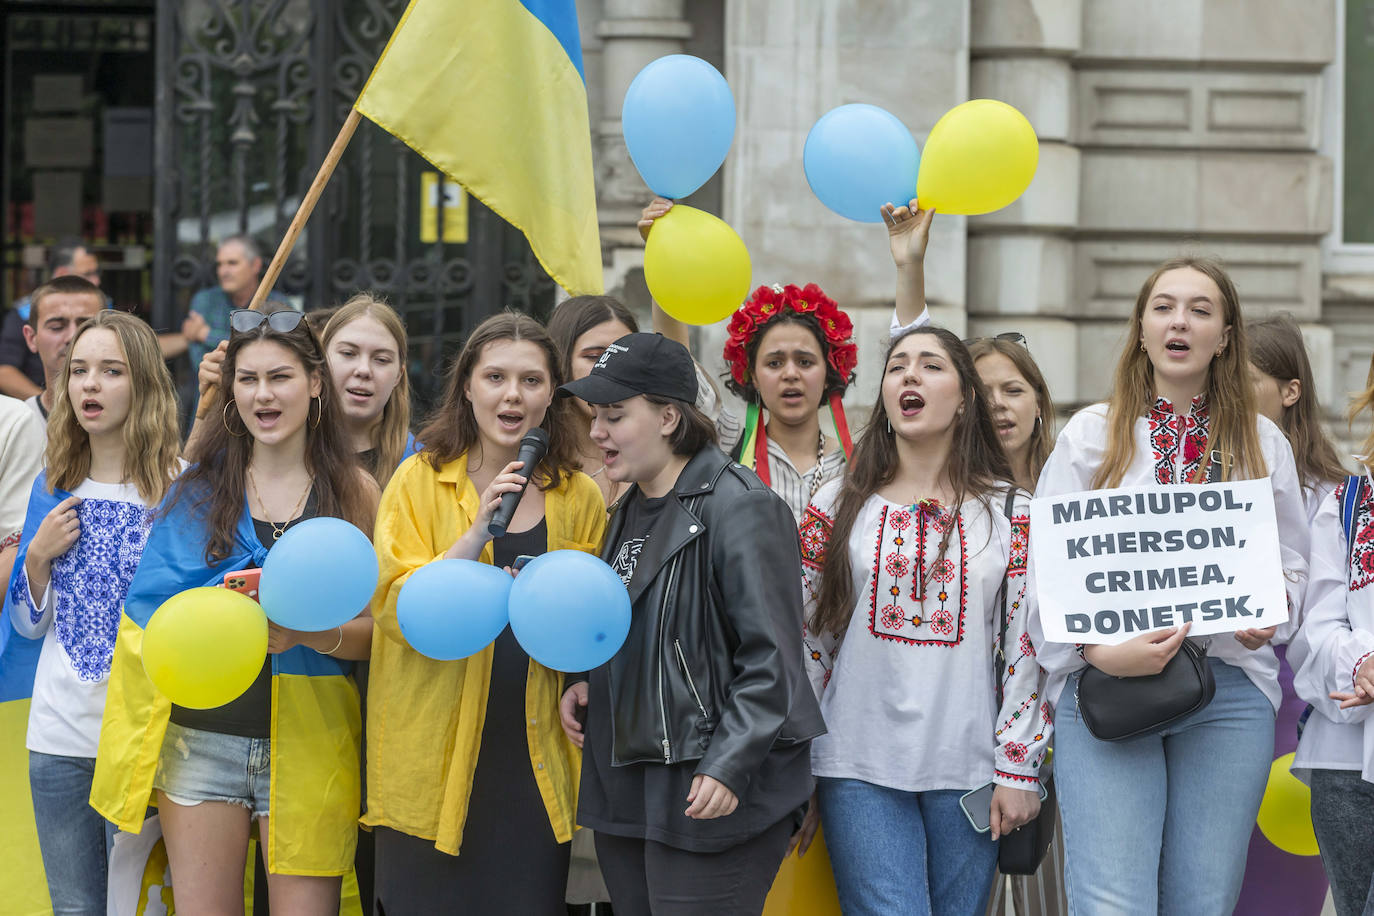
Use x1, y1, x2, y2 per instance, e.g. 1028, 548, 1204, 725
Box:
19, 276, 105, 425
185, 235, 289, 366
0, 239, 101, 399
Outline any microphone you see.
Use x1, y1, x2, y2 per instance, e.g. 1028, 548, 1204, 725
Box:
488, 428, 550, 538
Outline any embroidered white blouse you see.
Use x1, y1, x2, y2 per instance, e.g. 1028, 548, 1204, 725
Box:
1291, 472, 1374, 780
800, 480, 1050, 792
1031, 397, 1309, 713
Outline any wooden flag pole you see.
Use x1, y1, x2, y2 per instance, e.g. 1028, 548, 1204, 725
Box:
196, 108, 364, 419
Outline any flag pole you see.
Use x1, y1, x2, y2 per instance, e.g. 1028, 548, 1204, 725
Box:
196, 108, 364, 419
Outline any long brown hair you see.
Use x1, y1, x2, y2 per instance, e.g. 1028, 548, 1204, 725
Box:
1248, 314, 1345, 489
46, 311, 181, 504
1092, 257, 1266, 488
967, 337, 1057, 486
321, 294, 412, 489
810, 327, 1012, 638
169, 316, 374, 564
416, 311, 578, 488
546, 294, 640, 384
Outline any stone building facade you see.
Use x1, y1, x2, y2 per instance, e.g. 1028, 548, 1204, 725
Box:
577, 0, 1369, 449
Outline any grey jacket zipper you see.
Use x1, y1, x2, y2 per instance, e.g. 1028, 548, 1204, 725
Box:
674, 638, 709, 719
657, 555, 682, 763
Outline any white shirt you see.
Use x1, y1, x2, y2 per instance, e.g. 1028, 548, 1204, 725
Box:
10, 477, 157, 757
23, 393, 46, 427
1031, 397, 1309, 712
0, 394, 44, 549
800, 480, 1050, 791
1292, 471, 1374, 779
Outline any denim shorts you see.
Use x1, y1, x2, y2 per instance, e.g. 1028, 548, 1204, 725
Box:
153, 722, 271, 819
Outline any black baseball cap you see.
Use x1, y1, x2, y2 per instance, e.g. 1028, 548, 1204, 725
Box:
557, 332, 698, 405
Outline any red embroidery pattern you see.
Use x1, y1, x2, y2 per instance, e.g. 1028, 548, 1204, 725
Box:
798, 505, 832, 572
1147, 396, 1211, 485
867, 503, 968, 647
1007, 514, 1029, 577
1338, 479, 1374, 592
0, 530, 19, 552
1353, 651, 1374, 691
995, 769, 1039, 786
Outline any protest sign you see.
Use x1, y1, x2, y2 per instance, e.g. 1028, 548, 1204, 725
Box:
1030, 479, 1288, 644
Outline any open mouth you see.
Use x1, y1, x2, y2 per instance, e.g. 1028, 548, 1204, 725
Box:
779, 388, 806, 404
81, 399, 102, 418
497, 411, 524, 430
996, 420, 1016, 434
601, 448, 620, 467
345, 386, 373, 401
255, 408, 282, 427
1165, 340, 1190, 354
898, 391, 924, 416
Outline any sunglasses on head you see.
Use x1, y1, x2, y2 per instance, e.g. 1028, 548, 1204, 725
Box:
962, 331, 1028, 349
229, 308, 306, 335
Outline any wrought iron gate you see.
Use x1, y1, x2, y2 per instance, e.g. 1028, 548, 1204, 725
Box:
152, 0, 555, 409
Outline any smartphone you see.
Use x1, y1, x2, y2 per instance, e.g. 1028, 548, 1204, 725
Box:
511, 555, 537, 572
223, 568, 263, 603
960, 779, 1051, 834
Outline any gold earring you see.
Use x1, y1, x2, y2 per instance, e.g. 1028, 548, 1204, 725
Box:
222, 400, 247, 438
309, 395, 322, 429
1140, 342, 1147, 353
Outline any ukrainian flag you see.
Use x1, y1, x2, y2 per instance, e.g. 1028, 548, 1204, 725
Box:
356, 0, 604, 296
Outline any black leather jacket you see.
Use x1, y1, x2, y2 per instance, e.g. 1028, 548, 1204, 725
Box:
597, 446, 826, 794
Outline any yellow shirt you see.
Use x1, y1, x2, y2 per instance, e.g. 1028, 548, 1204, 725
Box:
362, 453, 606, 854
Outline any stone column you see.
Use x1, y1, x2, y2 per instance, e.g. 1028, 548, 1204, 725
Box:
590, 0, 692, 291
712, 0, 971, 408
967, 0, 1083, 407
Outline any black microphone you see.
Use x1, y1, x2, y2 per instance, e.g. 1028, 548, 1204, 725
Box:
488, 428, 550, 538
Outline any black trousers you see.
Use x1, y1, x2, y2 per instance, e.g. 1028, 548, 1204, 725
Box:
592, 817, 792, 916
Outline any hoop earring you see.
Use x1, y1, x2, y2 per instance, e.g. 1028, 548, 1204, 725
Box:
309, 395, 322, 429
222, 400, 247, 438
1139, 341, 1147, 353
1034, 415, 1043, 433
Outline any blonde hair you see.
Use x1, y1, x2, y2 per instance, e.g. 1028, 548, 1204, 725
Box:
1092, 257, 1266, 488
46, 311, 181, 504
321, 293, 411, 489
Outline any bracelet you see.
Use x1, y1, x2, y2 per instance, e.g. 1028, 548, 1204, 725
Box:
323, 626, 344, 656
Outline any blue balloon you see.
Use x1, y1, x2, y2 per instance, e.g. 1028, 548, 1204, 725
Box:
258, 517, 379, 631
397, 560, 512, 661
508, 551, 631, 672
622, 54, 736, 199
803, 103, 920, 223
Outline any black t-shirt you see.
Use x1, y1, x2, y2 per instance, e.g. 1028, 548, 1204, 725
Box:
608, 490, 671, 586
169, 488, 319, 739
577, 489, 813, 852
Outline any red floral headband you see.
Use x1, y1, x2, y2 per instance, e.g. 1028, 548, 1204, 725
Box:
722, 282, 857, 389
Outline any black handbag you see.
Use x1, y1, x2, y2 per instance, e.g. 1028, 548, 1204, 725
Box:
1076, 637, 1216, 741
993, 489, 1057, 876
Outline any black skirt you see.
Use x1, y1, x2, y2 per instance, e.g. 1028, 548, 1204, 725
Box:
374, 522, 568, 914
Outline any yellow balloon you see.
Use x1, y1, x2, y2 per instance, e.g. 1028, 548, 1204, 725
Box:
141, 587, 268, 710
1256, 752, 1320, 856
916, 99, 1039, 216
763, 828, 842, 916
644, 204, 751, 326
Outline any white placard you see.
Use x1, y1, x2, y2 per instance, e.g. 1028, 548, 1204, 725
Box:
1030, 479, 1289, 645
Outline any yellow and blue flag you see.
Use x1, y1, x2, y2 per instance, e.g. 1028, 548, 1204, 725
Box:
1, 481, 70, 915
355, 0, 604, 296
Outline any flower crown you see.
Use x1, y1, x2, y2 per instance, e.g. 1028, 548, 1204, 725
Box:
722, 282, 857, 390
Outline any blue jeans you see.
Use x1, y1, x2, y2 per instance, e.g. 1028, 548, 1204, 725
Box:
816, 777, 999, 916
1055, 659, 1274, 915
29, 751, 116, 915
